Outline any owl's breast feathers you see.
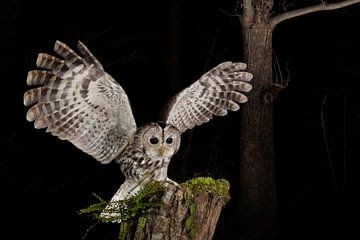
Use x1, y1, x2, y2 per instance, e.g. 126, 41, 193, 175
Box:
116, 144, 168, 180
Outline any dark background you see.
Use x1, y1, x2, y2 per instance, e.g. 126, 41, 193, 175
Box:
1, 0, 360, 239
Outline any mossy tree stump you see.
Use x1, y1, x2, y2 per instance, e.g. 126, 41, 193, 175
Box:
81, 177, 230, 240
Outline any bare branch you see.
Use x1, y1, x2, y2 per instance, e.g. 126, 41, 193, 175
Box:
270, 0, 360, 29
219, 8, 240, 17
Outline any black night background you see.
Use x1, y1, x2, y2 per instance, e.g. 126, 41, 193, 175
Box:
1, 0, 360, 239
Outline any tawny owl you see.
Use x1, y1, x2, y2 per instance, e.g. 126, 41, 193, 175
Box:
23, 41, 253, 218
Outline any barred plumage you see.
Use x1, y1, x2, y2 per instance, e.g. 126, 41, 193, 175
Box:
162, 61, 252, 132
24, 40, 253, 221
24, 41, 136, 163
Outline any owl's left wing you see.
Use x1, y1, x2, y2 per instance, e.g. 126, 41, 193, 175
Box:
162, 61, 253, 133
24, 41, 137, 163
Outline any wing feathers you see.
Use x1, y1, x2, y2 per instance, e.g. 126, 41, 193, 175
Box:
54, 40, 85, 67
26, 70, 58, 86
24, 41, 136, 163
163, 61, 253, 133
77, 41, 104, 70
36, 53, 69, 74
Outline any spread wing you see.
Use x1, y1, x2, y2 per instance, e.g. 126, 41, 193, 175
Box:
24, 41, 137, 164
162, 61, 253, 133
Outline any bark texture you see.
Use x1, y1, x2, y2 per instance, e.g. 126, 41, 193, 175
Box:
238, 1, 277, 238
237, 1, 360, 238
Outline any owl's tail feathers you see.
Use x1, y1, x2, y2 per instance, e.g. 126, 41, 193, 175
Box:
99, 179, 142, 222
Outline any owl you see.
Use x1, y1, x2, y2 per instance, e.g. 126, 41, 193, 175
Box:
23, 41, 253, 219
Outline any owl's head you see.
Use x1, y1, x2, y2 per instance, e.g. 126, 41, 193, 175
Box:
140, 122, 181, 160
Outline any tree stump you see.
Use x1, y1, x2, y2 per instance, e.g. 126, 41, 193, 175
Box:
81, 177, 230, 240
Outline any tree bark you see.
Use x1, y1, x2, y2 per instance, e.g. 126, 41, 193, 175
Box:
238, 1, 277, 238
237, 1, 360, 239
128, 186, 223, 239
116, 178, 229, 240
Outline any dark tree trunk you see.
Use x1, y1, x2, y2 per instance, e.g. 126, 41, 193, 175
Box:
235, 0, 360, 238
238, 1, 277, 238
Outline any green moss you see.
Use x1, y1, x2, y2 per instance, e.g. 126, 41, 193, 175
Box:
181, 177, 230, 202
79, 193, 108, 219
119, 181, 164, 221
182, 177, 230, 239
138, 217, 147, 230
119, 221, 129, 240
185, 203, 197, 240
80, 181, 165, 223
80, 181, 164, 239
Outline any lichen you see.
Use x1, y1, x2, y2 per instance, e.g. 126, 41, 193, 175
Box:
181, 177, 230, 203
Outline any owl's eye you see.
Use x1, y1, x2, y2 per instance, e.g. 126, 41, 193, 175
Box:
149, 137, 159, 145
166, 137, 173, 144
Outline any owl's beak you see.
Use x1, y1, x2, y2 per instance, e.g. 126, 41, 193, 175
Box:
158, 146, 165, 156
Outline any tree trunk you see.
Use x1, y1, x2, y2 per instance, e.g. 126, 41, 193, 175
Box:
82, 178, 230, 240
236, 1, 360, 238
238, 1, 277, 238
130, 182, 227, 240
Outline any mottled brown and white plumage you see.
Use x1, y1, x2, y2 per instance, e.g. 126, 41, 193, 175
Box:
23, 41, 253, 219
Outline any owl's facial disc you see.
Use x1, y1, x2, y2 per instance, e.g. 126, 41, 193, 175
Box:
147, 134, 172, 158
143, 123, 181, 159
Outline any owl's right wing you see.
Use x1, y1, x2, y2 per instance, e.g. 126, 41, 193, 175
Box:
162, 62, 253, 133
24, 41, 137, 164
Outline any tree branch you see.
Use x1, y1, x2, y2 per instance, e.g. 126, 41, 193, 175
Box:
270, 0, 360, 29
